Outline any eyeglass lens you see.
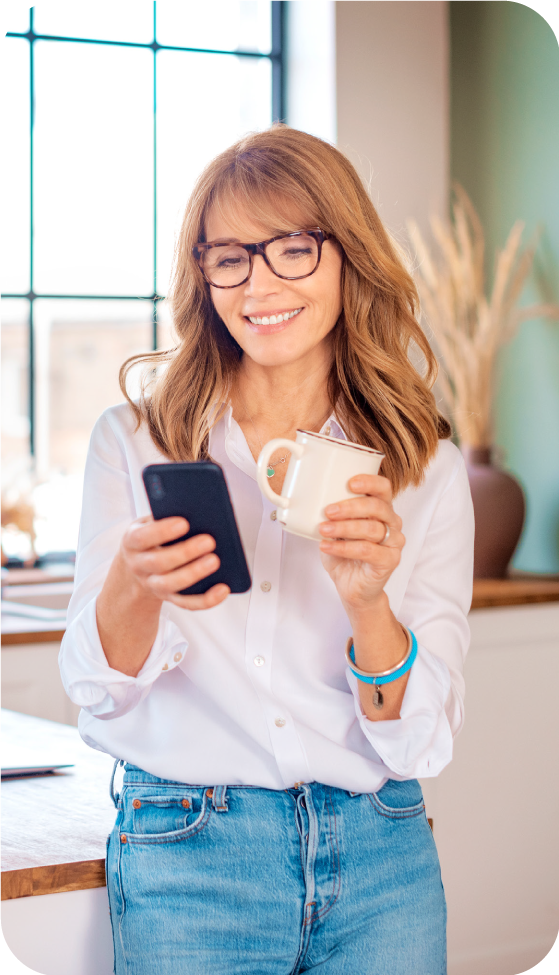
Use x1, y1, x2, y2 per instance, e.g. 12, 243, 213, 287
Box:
201, 233, 320, 286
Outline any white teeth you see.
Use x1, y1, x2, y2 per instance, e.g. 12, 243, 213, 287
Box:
247, 308, 303, 326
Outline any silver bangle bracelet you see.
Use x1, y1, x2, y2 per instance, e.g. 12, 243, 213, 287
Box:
344, 626, 412, 679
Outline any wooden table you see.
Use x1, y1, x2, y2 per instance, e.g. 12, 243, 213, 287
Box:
1, 616, 66, 646
1, 710, 116, 900
471, 576, 559, 609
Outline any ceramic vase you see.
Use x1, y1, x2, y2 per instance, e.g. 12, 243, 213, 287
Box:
461, 446, 525, 579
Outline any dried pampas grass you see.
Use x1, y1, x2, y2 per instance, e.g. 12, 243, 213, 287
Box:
407, 185, 559, 447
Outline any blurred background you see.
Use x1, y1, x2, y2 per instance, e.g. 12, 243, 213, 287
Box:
2, 0, 559, 575
1, 5, 559, 975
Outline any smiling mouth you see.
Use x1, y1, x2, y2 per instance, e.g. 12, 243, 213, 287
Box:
246, 308, 303, 326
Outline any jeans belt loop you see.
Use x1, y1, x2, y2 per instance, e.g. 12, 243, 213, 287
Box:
110, 759, 125, 808
212, 785, 229, 812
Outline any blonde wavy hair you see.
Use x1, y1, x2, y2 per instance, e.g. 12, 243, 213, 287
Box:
121, 125, 450, 493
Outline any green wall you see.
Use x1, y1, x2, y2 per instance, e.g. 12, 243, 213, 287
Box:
450, 1, 559, 573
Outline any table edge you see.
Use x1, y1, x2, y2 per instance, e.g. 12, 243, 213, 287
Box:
1, 629, 66, 646
1, 859, 106, 900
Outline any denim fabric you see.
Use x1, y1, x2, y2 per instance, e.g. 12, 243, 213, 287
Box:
106, 766, 446, 974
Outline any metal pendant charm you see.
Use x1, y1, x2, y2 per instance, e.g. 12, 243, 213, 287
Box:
372, 685, 384, 710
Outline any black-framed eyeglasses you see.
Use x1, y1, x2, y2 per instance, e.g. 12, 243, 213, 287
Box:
192, 228, 331, 288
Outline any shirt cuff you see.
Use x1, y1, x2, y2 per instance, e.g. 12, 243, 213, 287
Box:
346, 642, 454, 778
59, 598, 189, 720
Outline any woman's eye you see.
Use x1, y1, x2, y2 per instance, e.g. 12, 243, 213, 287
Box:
281, 247, 312, 259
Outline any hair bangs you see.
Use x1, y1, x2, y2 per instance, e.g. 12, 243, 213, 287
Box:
204, 162, 321, 242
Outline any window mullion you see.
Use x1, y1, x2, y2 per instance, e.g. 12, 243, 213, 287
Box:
29, 7, 35, 456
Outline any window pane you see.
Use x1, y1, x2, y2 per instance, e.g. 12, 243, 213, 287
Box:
1, 39, 30, 294
33, 298, 153, 476
156, 51, 272, 295
156, 299, 177, 350
29, 299, 153, 554
7, 10, 29, 32
33, 0, 154, 44
34, 41, 153, 295
156, 0, 271, 53
1, 299, 30, 485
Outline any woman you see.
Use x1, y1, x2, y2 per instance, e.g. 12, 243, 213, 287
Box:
60, 126, 474, 974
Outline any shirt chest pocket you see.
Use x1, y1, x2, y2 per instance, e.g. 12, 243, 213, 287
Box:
129, 791, 204, 836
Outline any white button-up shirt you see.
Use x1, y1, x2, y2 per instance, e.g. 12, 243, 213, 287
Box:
60, 403, 474, 792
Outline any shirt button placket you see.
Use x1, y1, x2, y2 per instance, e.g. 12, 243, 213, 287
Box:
245, 504, 281, 697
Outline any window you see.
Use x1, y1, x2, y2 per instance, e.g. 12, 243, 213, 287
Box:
1, 1, 284, 560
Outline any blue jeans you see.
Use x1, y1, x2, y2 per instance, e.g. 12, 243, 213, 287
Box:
106, 765, 446, 974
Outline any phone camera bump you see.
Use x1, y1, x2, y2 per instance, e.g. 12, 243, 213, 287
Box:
147, 473, 165, 499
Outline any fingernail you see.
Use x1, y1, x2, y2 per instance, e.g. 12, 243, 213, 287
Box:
320, 541, 333, 550
321, 523, 334, 533
325, 504, 339, 515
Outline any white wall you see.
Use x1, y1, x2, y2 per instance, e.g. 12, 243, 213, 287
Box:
335, 0, 449, 242
286, 1, 337, 144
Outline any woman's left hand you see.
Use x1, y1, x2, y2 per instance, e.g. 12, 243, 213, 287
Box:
319, 474, 405, 611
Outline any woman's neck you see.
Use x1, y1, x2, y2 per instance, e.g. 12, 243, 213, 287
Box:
232, 352, 334, 446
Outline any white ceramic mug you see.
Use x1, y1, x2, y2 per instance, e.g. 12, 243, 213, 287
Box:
256, 429, 384, 541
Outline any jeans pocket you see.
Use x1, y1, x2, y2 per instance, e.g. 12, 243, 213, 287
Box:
368, 778, 425, 820
121, 786, 211, 844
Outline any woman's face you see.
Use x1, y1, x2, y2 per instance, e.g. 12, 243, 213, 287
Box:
204, 203, 343, 370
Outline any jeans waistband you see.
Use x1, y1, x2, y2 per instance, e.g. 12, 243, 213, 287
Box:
109, 761, 357, 810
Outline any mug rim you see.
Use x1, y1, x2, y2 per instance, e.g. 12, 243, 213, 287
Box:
297, 429, 384, 457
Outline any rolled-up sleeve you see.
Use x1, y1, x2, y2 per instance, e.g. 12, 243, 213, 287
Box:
59, 411, 188, 720
347, 453, 474, 778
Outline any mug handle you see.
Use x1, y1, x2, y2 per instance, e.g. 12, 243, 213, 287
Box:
256, 439, 304, 508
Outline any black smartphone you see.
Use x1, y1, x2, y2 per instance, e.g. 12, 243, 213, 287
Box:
142, 462, 251, 596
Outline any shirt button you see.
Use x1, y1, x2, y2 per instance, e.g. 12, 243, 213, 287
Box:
275, 717, 286, 728
174, 652, 182, 662
270, 510, 277, 521
260, 581, 272, 592
162, 663, 169, 671
253, 655, 265, 667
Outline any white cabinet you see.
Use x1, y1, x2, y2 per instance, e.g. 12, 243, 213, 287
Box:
1, 579, 78, 726
420, 602, 559, 975
2, 641, 80, 726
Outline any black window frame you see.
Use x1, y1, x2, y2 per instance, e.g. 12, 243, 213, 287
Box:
2, 1, 286, 456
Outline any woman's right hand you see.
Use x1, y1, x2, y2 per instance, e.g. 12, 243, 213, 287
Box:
96, 516, 229, 675
118, 515, 231, 611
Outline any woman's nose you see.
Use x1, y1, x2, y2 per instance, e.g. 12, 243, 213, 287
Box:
244, 254, 280, 297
